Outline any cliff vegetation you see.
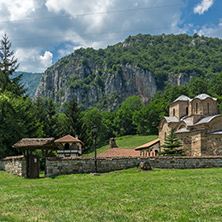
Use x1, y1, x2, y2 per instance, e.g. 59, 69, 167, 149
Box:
35, 33, 222, 111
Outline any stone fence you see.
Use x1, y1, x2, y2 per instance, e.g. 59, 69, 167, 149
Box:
46, 156, 222, 177
46, 156, 138, 176
0, 155, 26, 177
1, 155, 222, 178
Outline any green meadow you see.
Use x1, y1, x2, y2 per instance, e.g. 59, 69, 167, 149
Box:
85, 134, 158, 156
1, 167, 222, 221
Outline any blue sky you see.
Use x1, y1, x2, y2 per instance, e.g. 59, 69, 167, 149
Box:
0, 0, 221, 73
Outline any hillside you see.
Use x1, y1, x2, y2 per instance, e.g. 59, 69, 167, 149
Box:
84, 135, 158, 157
13, 72, 43, 97
35, 33, 222, 111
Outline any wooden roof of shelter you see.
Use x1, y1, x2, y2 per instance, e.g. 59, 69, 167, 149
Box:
54, 134, 84, 145
135, 138, 160, 150
13, 138, 57, 150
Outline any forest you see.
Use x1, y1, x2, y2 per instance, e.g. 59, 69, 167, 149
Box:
1, 33, 222, 158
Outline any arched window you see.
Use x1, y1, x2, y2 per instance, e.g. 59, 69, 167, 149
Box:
196, 103, 198, 114
173, 109, 175, 116
65, 143, 70, 150
186, 107, 188, 115
207, 103, 210, 114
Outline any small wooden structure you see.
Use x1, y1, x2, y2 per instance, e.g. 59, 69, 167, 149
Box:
13, 135, 85, 178
55, 135, 84, 157
13, 138, 57, 178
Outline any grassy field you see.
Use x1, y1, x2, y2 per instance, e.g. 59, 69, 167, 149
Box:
1, 167, 222, 221
85, 134, 158, 156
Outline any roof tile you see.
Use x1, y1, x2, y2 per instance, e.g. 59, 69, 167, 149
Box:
98, 148, 140, 157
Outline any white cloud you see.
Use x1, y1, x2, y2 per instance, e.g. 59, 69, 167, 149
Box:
193, 20, 222, 39
0, 0, 199, 73
15, 48, 53, 73
194, 0, 214, 15
0, 0, 36, 21
40, 51, 53, 68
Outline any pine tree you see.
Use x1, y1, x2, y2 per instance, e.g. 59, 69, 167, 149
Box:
61, 97, 91, 152
160, 127, 186, 156
0, 33, 26, 96
45, 99, 57, 137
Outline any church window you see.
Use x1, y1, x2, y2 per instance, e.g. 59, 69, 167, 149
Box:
173, 109, 175, 116
196, 103, 198, 114
186, 107, 188, 115
207, 103, 210, 114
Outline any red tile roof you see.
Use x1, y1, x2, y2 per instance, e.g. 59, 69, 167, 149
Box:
55, 135, 84, 145
135, 138, 160, 150
98, 148, 140, 157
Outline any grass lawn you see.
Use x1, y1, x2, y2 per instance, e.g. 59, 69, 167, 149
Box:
1, 167, 222, 221
85, 134, 158, 157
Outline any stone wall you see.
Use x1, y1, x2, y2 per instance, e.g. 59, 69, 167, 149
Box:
148, 156, 222, 169
1, 155, 222, 178
46, 156, 222, 176
0, 156, 26, 177
46, 157, 139, 176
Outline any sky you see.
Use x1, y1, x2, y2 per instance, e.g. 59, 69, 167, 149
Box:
0, 0, 222, 73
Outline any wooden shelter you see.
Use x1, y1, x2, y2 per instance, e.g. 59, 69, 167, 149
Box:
13, 138, 57, 178
55, 135, 84, 157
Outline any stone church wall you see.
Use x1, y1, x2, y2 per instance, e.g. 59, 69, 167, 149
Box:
0, 156, 26, 177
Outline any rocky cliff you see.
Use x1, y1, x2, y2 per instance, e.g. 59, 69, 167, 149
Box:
35, 59, 159, 111
35, 33, 222, 110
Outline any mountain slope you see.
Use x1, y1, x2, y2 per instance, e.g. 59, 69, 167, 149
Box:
13, 72, 43, 97
35, 33, 222, 110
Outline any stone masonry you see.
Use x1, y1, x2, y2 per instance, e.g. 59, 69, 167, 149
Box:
46, 156, 222, 176
1, 155, 222, 178
0, 156, 26, 177
158, 94, 222, 156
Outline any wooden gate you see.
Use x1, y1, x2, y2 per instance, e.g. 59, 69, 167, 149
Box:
29, 155, 40, 178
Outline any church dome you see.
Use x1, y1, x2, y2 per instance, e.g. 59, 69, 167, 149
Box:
173, 95, 191, 102
193, 94, 217, 101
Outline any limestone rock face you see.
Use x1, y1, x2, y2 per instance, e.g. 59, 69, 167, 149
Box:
34, 54, 158, 111
168, 73, 196, 87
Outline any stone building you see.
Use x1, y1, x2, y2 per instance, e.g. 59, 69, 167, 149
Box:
158, 94, 222, 156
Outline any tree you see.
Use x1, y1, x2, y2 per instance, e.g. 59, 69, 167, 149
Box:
45, 99, 57, 137
0, 33, 26, 96
32, 96, 47, 135
0, 92, 43, 158
124, 95, 143, 112
61, 97, 91, 153
114, 102, 135, 136
83, 108, 109, 147
159, 127, 185, 156
133, 98, 167, 135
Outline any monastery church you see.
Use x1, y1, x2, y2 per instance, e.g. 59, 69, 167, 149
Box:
158, 93, 222, 156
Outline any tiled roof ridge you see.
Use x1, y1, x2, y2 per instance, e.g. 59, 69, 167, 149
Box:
135, 138, 160, 150
55, 135, 84, 145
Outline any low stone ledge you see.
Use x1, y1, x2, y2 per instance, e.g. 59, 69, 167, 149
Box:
46, 156, 141, 161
